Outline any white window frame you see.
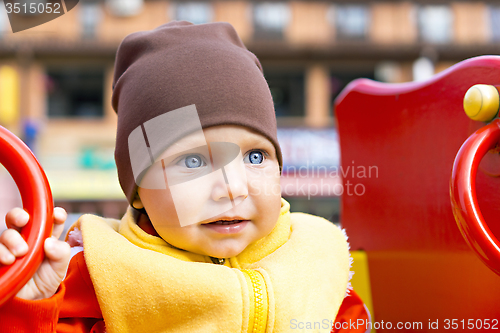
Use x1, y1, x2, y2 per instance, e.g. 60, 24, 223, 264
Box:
170, 1, 213, 25
417, 5, 453, 44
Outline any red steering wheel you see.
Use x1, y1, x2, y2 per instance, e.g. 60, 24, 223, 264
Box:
450, 118, 500, 276
0, 125, 53, 306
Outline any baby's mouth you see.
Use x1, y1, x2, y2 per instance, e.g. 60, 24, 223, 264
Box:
201, 218, 250, 234
206, 219, 245, 225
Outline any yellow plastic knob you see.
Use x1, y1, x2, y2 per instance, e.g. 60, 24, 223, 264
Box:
463, 84, 500, 122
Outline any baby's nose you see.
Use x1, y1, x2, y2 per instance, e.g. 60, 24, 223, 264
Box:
227, 176, 248, 205
209, 142, 248, 205
210, 167, 248, 204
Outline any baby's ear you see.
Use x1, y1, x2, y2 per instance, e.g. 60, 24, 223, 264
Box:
132, 195, 144, 209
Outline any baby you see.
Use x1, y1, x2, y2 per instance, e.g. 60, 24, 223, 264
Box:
0, 21, 355, 333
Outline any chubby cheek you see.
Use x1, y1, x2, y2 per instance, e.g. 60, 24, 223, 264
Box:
138, 187, 180, 227
247, 164, 281, 204
156, 225, 200, 253
139, 188, 205, 252
247, 164, 282, 233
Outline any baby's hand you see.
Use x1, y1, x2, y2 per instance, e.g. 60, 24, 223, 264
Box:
0, 207, 71, 300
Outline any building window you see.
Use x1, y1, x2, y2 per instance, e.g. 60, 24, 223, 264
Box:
171, 2, 213, 25
253, 2, 291, 40
329, 5, 370, 40
264, 69, 304, 117
490, 6, 500, 42
330, 67, 375, 114
79, 1, 103, 39
46, 67, 104, 118
105, 0, 143, 17
418, 5, 453, 43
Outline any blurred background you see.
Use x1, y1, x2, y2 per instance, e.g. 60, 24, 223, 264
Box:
0, 0, 499, 232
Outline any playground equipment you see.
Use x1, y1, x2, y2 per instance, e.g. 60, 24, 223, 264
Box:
336, 56, 500, 330
0, 125, 53, 306
451, 85, 500, 276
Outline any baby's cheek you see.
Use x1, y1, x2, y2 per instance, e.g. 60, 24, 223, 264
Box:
247, 164, 281, 198
155, 226, 198, 252
248, 174, 282, 237
248, 176, 280, 199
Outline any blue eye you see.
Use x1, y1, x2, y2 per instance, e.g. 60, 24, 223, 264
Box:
184, 155, 204, 168
248, 151, 264, 164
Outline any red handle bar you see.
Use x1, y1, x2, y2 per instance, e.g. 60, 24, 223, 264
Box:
0, 125, 53, 306
450, 118, 500, 276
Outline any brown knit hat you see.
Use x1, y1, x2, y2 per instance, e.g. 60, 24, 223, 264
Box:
112, 21, 282, 203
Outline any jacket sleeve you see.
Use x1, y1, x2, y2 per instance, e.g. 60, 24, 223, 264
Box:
331, 290, 371, 333
0, 251, 105, 333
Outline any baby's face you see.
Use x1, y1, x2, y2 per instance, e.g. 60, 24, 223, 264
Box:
138, 125, 282, 258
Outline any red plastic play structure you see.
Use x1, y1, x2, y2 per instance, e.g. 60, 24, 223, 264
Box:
0, 125, 53, 306
335, 56, 500, 330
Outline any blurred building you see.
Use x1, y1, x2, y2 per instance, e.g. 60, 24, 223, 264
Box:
0, 0, 499, 221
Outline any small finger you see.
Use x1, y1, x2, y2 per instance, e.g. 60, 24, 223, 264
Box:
0, 229, 29, 257
52, 208, 68, 239
53, 208, 67, 225
5, 208, 30, 229
44, 237, 71, 276
0, 243, 15, 265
